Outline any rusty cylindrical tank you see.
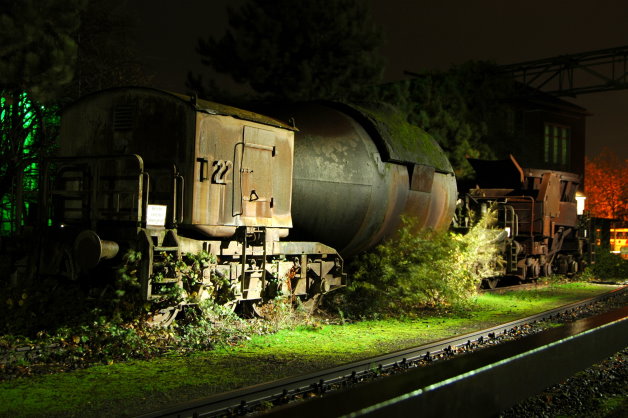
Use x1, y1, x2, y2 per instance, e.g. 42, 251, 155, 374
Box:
270, 102, 457, 257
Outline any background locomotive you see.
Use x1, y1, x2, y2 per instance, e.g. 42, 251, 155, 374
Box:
455, 155, 591, 288
37, 87, 456, 313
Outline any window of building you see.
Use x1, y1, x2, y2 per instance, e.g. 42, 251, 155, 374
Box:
543, 123, 570, 168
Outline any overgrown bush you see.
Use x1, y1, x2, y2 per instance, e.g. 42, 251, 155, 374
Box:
590, 251, 628, 280
110, 250, 145, 321
173, 300, 250, 350
331, 211, 503, 317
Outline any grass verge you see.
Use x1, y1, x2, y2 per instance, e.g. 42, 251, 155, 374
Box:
0, 282, 620, 417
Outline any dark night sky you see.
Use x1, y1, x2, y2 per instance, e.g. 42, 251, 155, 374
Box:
125, 0, 628, 160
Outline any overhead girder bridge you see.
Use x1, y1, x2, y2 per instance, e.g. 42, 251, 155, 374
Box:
497, 45, 628, 97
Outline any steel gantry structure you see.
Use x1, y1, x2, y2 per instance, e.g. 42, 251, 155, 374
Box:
497, 45, 628, 97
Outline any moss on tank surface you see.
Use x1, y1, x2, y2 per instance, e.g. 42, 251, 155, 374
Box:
346, 102, 454, 174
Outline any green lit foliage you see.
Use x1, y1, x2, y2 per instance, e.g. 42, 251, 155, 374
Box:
174, 299, 258, 350
0, 93, 59, 234
175, 251, 220, 303
336, 210, 503, 317
111, 250, 143, 317
254, 296, 316, 330
149, 250, 237, 307
374, 62, 519, 179
0, 0, 81, 234
461, 208, 506, 280
114, 250, 220, 320
189, 0, 384, 102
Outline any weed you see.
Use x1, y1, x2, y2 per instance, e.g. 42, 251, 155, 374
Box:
338, 309, 346, 325
254, 296, 316, 332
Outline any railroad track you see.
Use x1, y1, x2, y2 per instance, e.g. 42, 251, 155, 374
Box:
136, 285, 628, 418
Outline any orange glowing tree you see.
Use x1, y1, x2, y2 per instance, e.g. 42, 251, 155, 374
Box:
584, 148, 628, 222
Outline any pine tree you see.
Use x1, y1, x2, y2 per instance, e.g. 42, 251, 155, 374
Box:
189, 0, 384, 102
376, 62, 517, 179
0, 0, 84, 102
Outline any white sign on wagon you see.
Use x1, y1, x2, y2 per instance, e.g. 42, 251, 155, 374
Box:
146, 204, 167, 227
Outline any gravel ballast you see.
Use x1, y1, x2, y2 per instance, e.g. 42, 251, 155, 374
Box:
499, 286, 628, 417
501, 347, 627, 417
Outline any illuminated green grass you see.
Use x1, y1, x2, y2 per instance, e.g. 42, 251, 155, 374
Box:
0, 282, 617, 417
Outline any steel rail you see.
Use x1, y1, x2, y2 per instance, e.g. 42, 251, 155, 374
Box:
135, 286, 627, 418
267, 304, 628, 417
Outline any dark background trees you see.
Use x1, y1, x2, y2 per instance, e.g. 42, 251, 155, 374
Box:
0, 0, 148, 234
0, 0, 82, 102
188, 1, 518, 178
375, 62, 519, 179
187, 0, 384, 102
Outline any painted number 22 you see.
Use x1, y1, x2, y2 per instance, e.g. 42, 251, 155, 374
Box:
211, 160, 232, 184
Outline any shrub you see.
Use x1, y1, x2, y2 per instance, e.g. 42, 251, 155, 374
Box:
173, 300, 249, 350
590, 251, 628, 280
335, 210, 503, 317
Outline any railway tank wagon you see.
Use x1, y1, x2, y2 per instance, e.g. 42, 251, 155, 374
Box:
38, 87, 457, 313
41, 87, 343, 310
265, 102, 457, 257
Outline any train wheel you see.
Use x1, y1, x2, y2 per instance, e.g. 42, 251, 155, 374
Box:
237, 300, 264, 318
222, 300, 238, 313
147, 306, 180, 327
556, 256, 569, 275
569, 260, 579, 274
530, 262, 541, 279
542, 262, 553, 277
59, 249, 77, 281
484, 278, 500, 289
300, 293, 322, 313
